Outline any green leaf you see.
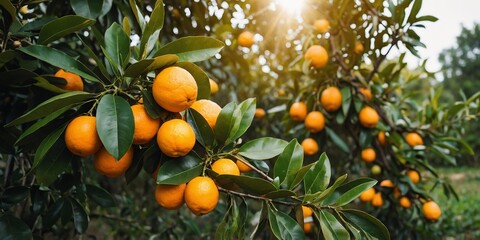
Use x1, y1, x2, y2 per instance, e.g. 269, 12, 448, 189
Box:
139, 0, 164, 58
96, 94, 134, 160
129, 0, 145, 30
268, 207, 305, 240
0, 186, 29, 205
0, 50, 15, 68
70, 198, 88, 233
318, 210, 350, 240
36, 147, 72, 187
214, 102, 241, 146
290, 163, 315, 190
342, 209, 390, 240
310, 174, 347, 203
19, 16, 57, 32
238, 137, 288, 160
231, 98, 256, 140
43, 198, 66, 228
263, 190, 296, 199
156, 154, 203, 185
415, 15, 438, 22
154, 36, 225, 62
334, 178, 377, 206
273, 139, 303, 189
430, 145, 457, 165
186, 108, 214, 148
124, 54, 178, 78
215, 175, 277, 195
407, 0, 422, 23
0, 0, 15, 30
103, 23, 130, 74
175, 62, 210, 100
86, 184, 115, 208
38, 16, 96, 44
71, 0, 112, 19
19, 45, 100, 82
141, 89, 163, 119
326, 127, 349, 153
32, 124, 67, 169
304, 153, 331, 194
341, 87, 352, 116
0, 213, 32, 240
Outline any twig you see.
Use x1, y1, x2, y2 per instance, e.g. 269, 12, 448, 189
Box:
329, 36, 351, 75
228, 154, 273, 182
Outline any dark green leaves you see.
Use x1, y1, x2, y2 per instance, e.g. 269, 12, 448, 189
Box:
71, 0, 112, 19
156, 154, 203, 185
0, 186, 29, 208
304, 153, 331, 194
70, 198, 88, 233
96, 94, 134, 160
216, 175, 277, 195
154, 36, 224, 62
318, 210, 349, 239
139, 0, 164, 58
0, 213, 32, 240
273, 139, 303, 189
86, 184, 115, 208
214, 102, 241, 146
124, 54, 178, 78
342, 209, 390, 240
268, 207, 305, 240
38, 16, 96, 44
323, 178, 377, 206
186, 108, 214, 148
103, 23, 130, 75
238, 137, 288, 160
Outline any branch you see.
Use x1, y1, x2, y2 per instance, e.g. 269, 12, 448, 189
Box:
366, 36, 400, 82
329, 35, 351, 75
229, 154, 274, 182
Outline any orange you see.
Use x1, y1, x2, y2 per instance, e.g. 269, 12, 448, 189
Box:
211, 158, 240, 176
94, 147, 134, 178
359, 188, 375, 202
399, 196, 412, 208
371, 192, 383, 207
289, 102, 307, 121
55, 69, 84, 91
209, 79, 219, 95
304, 45, 328, 69
155, 183, 186, 210
359, 87, 372, 101
236, 160, 253, 172
303, 222, 312, 234
184, 176, 219, 215
422, 201, 441, 221
131, 104, 162, 144
304, 111, 325, 133
393, 187, 401, 198
380, 179, 394, 188
190, 99, 221, 129
254, 108, 266, 119
152, 66, 198, 113
238, 31, 254, 47
302, 206, 313, 218
320, 86, 342, 112
359, 106, 379, 128
361, 148, 376, 163
156, 119, 196, 157
301, 138, 319, 156
354, 42, 364, 54
378, 131, 387, 145
405, 132, 423, 147
407, 170, 420, 184
65, 116, 102, 157
314, 19, 330, 33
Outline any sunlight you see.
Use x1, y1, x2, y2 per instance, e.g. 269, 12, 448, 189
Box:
275, 0, 305, 16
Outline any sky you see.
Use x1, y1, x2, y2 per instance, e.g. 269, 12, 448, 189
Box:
401, 0, 480, 72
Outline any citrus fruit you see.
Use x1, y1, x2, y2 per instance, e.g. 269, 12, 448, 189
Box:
254, 108, 266, 119
314, 19, 330, 33
371, 192, 384, 207
211, 158, 240, 176
320, 86, 342, 112
65, 116, 102, 157
380, 179, 394, 188
238, 31, 254, 47
155, 183, 186, 210
359, 106, 379, 128
190, 99, 222, 128
422, 201, 441, 221
361, 148, 376, 163
209, 79, 218, 95
393, 187, 401, 198
304, 111, 325, 133
152, 66, 198, 113
184, 176, 219, 215
301, 138, 319, 156
156, 119, 196, 157
378, 131, 387, 145
302, 206, 313, 218
406, 169, 420, 184
55, 69, 84, 91
371, 165, 381, 175
359, 87, 372, 101
236, 160, 253, 172
405, 132, 423, 147
289, 102, 307, 121
304, 45, 328, 69
131, 104, 162, 144
94, 147, 134, 178
354, 42, 364, 54
399, 196, 412, 208
303, 223, 312, 233
359, 188, 375, 202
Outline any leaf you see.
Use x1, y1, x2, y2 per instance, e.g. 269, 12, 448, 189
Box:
43, 198, 66, 228
231, 98, 256, 140
156, 154, 203, 185
0, 213, 32, 240
103, 23, 130, 73
125, 149, 144, 184
86, 184, 115, 208
342, 209, 390, 240
0, 186, 29, 205
268, 207, 305, 240
304, 153, 331, 194
70, 198, 88, 234
129, 0, 145, 31
238, 137, 288, 160
318, 210, 350, 240
71, 0, 112, 19
415, 15, 438, 22
139, 0, 164, 58
215, 175, 277, 195
273, 139, 303, 189
154, 36, 225, 62
186, 108, 214, 148
214, 102, 241, 146
311, 174, 347, 203
32, 124, 67, 169
19, 16, 57, 32
124, 54, 178, 78
341, 87, 352, 116
175, 62, 210, 100
96, 94, 134, 160
141, 89, 163, 119
0, 50, 15, 68
36, 147, 72, 187
0, 0, 15, 30
430, 145, 456, 165
290, 163, 315, 190
326, 127, 349, 153
19, 45, 100, 82
263, 190, 296, 199
38, 16, 96, 44
334, 178, 377, 206
407, 0, 422, 23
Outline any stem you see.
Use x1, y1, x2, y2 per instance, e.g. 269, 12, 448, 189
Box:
228, 154, 273, 182
218, 187, 298, 206
329, 36, 351, 75
366, 35, 400, 83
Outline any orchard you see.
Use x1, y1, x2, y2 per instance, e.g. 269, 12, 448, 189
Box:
0, 0, 479, 239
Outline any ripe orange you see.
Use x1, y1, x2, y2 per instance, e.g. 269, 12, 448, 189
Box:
211, 158, 240, 176
359, 188, 375, 202
405, 132, 423, 147
303, 222, 312, 233
380, 179, 394, 188
152, 66, 198, 113
406, 170, 420, 184
209, 79, 219, 95
314, 19, 330, 33
359, 87, 372, 101
65, 116, 102, 157
320, 86, 342, 112
378, 131, 387, 145
304, 111, 325, 133
302, 206, 313, 218
155, 183, 186, 210
354, 42, 364, 54
422, 201, 441, 221
184, 176, 219, 215
238, 31, 254, 47
189, 99, 222, 129
371, 192, 384, 207
94, 147, 134, 178
55, 69, 84, 91
304, 45, 328, 69
131, 104, 162, 144
301, 138, 319, 156
156, 119, 196, 157
254, 108, 266, 119
236, 160, 253, 172
393, 187, 401, 198
289, 102, 307, 121
361, 148, 376, 163
359, 106, 379, 128
399, 196, 412, 208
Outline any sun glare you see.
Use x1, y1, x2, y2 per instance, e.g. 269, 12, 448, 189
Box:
275, 0, 305, 16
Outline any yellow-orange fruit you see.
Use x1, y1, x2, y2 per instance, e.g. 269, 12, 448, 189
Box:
156, 119, 196, 157
94, 147, 134, 178
301, 138, 319, 156
354, 42, 364, 54
380, 179, 394, 188
361, 148, 376, 163
289, 102, 308, 121
238, 31, 254, 47
422, 201, 441, 221
302, 206, 313, 218
304, 45, 328, 69
358, 106, 379, 128
152, 66, 198, 112
236, 160, 253, 172
407, 170, 420, 184
371, 192, 384, 207
211, 158, 240, 176
359, 87, 372, 101
405, 132, 423, 147
55, 69, 84, 91
320, 86, 342, 112
155, 183, 186, 210
314, 19, 330, 33
378, 131, 387, 145
359, 188, 376, 202
209, 79, 219, 95
304, 111, 325, 133
399, 196, 412, 208
184, 176, 219, 215
65, 116, 102, 157
131, 104, 162, 144
190, 99, 222, 129
254, 108, 266, 119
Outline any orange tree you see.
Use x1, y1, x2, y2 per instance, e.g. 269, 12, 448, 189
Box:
0, 0, 392, 239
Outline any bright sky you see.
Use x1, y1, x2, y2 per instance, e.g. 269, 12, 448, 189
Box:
401, 0, 480, 72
